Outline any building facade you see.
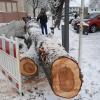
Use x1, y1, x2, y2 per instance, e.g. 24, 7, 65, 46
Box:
88, 0, 100, 13
69, 7, 80, 13
0, 0, 27, 23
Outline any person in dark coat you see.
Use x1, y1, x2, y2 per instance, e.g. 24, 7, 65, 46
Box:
37, 8, 48, 35
74, 12, 78, 19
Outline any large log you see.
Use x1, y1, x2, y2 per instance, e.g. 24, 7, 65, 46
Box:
20, 42, 38, 77
26, 20, 83, 98
39, 37, 82, 99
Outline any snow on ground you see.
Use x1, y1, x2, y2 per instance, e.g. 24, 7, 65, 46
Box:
0, 23, 8, 27
69, 26, 100, 100
0, 21, 100, 100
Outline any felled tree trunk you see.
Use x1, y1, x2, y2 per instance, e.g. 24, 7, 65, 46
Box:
28, 32, 83, 98
20, 42, 38, 77
24, 20, 83, 98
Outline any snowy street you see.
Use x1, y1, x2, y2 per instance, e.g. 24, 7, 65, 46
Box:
0, 22, 100, 100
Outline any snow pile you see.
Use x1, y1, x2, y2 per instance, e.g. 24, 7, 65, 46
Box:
0, 23, 8, 27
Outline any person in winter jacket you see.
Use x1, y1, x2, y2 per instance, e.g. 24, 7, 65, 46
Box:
37, 8, 48, 35
74, 12, 78, 19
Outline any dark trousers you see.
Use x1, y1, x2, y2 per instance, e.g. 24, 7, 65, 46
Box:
41, 23, 48, 35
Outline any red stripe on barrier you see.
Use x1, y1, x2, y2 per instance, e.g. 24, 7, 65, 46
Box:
6, 41, 10, 54
16, 83, 19, 89
0, 38, 2, 50
14, 44, 16, 58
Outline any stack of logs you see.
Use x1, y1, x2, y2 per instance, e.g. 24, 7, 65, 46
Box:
19, 19, 83, 99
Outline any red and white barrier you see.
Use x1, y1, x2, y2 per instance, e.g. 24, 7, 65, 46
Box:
0, 35, 22, 94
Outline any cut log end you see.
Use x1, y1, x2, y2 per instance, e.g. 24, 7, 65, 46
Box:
20, 57, 38, 76
51, 57, 82, 99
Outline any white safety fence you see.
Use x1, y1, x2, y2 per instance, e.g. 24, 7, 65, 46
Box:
0, 35, 22, 94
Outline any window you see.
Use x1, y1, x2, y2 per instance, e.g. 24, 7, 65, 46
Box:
12, 3, 17, 12
7, 2, 12, 12
0, 2, 6, 12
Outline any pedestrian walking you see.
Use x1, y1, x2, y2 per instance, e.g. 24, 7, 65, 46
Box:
74, 12, 78, 19
37, 8, 48, 35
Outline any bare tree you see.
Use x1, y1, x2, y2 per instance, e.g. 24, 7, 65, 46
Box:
49, 0, 61, 15
32, 0, 39, 17
26, 0, 39, 17
54, 0, 65, 29
49, 0, 65, 29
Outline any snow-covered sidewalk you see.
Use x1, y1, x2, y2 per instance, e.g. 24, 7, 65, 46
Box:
69, 25, 100, 100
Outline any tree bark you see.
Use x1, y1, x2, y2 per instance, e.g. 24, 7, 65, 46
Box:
54, 0, 65, 29
33, 8, 36, 17
50, 0, 65, 28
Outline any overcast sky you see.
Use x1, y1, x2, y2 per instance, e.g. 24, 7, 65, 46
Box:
70, 0, 90, 7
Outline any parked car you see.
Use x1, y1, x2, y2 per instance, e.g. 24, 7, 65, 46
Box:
74, 13, 100, 33
84, 13, 100, 33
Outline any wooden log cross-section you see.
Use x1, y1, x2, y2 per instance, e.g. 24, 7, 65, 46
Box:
20, 42, 38, 77
25, 20, 83, 98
